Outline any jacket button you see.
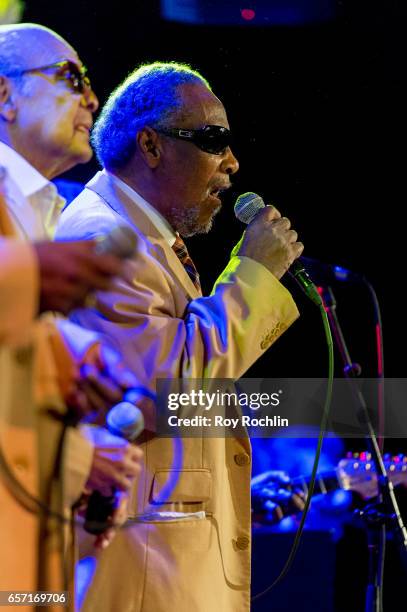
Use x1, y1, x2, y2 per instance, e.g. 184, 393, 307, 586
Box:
234, 453, 250, 466
14, 456, 29, 472
13, 345, 33, 365
236, 536, 250, 550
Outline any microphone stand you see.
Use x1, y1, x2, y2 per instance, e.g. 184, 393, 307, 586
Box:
320, 286, 407, 612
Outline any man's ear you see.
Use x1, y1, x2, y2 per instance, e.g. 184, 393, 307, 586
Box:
0, 76, 17, 122
136, 127, 162, 168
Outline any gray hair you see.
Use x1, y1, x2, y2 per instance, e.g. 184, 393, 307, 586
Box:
92, 61, 211, 170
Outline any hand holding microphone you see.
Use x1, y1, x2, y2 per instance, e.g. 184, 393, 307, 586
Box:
235, 192, 322, 306
35, 225, 137, 315
84, 402, 144, 538
234, 193, 303, 280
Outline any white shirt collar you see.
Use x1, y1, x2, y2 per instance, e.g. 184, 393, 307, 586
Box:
0, 141, 65, 240
105, 169, 177, 247
0, 141, 50, 198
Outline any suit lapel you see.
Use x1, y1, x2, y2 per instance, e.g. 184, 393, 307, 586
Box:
86, 172, 201, 300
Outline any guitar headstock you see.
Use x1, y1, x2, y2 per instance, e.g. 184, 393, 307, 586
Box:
337, 452, 407, 499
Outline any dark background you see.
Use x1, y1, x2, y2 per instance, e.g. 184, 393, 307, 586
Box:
20, 4, 407, 606
25, 0, 405, 381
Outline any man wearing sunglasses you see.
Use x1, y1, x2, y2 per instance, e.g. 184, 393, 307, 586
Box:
57, 62, 303, 612
0, 23, 145, 600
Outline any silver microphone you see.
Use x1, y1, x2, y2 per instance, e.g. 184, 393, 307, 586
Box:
94, 225, 137, 259
234, 192, 322, 306
106, 402, 145, 442
84, 403, 144, 535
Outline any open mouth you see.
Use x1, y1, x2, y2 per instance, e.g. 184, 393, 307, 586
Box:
209, 186, 228, 202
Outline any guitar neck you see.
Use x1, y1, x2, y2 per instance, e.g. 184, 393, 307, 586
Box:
290, 470, 341, 496
290, 455, 407, 500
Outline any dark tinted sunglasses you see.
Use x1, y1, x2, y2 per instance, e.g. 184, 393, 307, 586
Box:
156, 125, 232, 155
5, 60, 91, 95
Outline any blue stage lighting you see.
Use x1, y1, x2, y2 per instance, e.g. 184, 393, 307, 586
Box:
161, 0, 336, 26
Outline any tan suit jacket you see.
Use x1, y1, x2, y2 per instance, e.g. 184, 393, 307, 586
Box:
0, 233, 41, 598
0, 182, 93, 610
56, 171, 300, 612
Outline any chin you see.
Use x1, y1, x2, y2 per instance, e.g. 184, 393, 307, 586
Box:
182, 214, 217, 237
169, 203, 220, 237
196, 217, 215, 234
75, 145, 94, 164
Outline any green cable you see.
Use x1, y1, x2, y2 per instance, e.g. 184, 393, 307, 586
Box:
252, 301, 334, 602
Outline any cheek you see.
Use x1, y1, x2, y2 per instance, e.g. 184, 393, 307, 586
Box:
41, 94, 78, 129
167, 150, 217, 200
185, 156, 217, 191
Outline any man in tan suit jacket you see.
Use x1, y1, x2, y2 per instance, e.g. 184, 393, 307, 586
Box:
0, 218, 136, 600
57, 62, 303, 612
0, 24, 143, 606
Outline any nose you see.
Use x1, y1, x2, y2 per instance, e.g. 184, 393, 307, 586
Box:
221, 147, 239, 175
81, 86, 99, 113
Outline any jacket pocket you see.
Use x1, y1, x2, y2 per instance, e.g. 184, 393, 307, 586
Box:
150, 468, 212, 504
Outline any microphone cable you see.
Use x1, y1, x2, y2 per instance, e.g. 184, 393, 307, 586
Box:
234, 192, 335, 602
251, 292, 334, 602
0, 421, 72, 523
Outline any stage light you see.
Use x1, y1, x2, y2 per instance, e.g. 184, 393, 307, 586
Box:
160, 0, 336, 26
241, 8, 256, 21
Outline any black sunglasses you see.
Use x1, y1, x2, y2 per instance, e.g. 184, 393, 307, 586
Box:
5, 60, 91, 95
155, 125, 232, 155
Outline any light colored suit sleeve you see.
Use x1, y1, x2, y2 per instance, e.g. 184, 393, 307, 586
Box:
0, 241, 94, 507
0, 239, 39, 346
62, 427, 94, 508
65, 214, 299, 388
33, 318, 95, 509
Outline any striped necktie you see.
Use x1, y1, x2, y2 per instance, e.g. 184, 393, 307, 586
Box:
172, 234, 201, 293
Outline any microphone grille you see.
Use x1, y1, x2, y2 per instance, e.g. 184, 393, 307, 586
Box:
234, 192, 265, 225
94, 225, 138, 259
106, 402, 145, 441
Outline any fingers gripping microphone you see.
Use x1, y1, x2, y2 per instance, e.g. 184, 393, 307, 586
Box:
234, 192, 322, 306
84, 403, 144, 535
106, 402, 145, 441
94, 225, 138, 259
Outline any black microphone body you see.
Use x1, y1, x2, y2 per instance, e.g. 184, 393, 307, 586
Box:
289, 259, 323, 306
234, 192, 322, 306
84, 402, 144, 535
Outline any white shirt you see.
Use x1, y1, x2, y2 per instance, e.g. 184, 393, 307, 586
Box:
0, 141, 65, 241
106, 169, 177, 247
0, 141, 98, 355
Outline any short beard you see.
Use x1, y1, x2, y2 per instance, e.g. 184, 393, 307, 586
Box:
167, 205, 221, 238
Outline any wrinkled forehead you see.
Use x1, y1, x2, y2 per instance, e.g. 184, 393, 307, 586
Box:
175, 82, 229, 128
17, 30, 81, 69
